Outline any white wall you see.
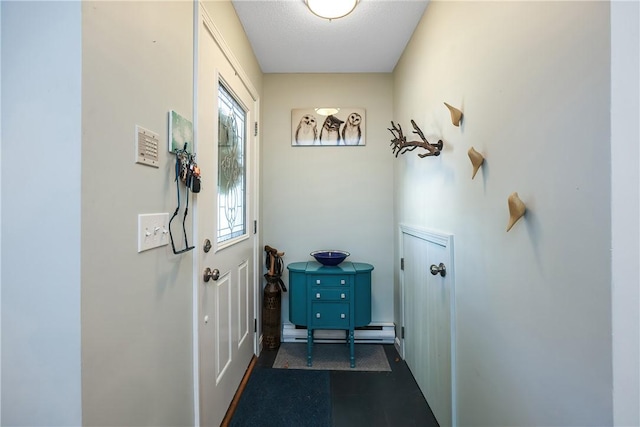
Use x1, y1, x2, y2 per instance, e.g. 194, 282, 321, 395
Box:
1, 3, 3, 422
1, 2, 82, 425
611, 1, 640, 425
394, 2, 612, 425
262, 74, 395, 324
1, 1, 262, 424
2, 1, 634, 425
80, 2, 195, 425
205, 1, 263, 94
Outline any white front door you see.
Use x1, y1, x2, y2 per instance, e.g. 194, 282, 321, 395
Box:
196, 7, 258, 426
401, 225, 455, 427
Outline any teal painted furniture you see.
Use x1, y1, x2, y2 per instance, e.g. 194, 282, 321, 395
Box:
287, 261, 374, 368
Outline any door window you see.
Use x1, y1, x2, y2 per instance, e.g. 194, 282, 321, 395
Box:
217, 83, 246, 244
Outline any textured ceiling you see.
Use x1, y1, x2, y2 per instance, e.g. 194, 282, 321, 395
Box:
231, 0, 429, 73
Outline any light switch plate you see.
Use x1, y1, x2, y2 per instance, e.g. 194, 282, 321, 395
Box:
138, 213, 170, 252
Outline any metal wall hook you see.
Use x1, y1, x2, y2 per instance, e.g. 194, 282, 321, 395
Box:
430, 263, 446, 277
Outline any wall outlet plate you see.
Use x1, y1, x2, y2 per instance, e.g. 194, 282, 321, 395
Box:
138, 213, 170, 252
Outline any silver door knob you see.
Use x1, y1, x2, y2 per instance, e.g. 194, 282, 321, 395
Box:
203, 267, 220, 282
430, 263, 446, 277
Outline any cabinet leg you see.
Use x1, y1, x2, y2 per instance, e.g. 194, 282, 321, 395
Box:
349, 329, 355, 368
307, 329, 313, 367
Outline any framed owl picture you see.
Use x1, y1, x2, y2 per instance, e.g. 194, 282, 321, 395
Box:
291, 108, 366, 146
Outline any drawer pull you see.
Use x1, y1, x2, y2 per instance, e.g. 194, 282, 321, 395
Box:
316, 293, 321, 299
340, 279, 345, 285
340, 313, 346, 319
341, 293, 346, 299
316, 279, 321, 284
316, 313, 321, 318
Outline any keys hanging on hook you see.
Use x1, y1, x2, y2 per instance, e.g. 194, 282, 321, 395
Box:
169, 143, 196, 255
175, 143, 191, 184
189, 154, 201, 193
179, 153, 190, 183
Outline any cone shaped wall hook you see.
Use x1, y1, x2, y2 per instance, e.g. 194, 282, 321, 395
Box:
468, 147, 484, 179
444, 102, 463, 127
506, 192, 526, 232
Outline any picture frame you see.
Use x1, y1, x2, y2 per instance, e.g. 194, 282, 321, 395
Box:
169, 110, 193, 153
291, 107, 366, 146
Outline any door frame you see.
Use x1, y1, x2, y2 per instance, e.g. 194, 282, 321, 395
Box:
192, 3, 261, 425
399, 223, 457, 426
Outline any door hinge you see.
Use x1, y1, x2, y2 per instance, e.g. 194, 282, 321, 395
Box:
254, 121, 258, 136
254, 220, 257, 234
254, 318, 257, 333
401, 326, 405, 339
400, 258, 404, 270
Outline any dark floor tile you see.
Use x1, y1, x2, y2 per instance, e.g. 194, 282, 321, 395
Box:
331, 370, 393, 396
256, 347, 278, 367
256, 344, 439, 427
382, 390, 439, 427
331, 393, 388, 427
330, 361, 423, 398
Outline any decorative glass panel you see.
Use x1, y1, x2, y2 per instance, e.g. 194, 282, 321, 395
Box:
217, 83, 246, 244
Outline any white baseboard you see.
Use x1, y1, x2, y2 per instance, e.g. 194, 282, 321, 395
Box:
394, 336, 403, 358
282, 322, 396, 344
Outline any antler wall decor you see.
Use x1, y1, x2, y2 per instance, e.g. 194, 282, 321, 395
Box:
388, 120, 443, 158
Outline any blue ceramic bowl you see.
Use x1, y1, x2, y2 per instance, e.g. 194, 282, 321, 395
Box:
311, 250, 350, 266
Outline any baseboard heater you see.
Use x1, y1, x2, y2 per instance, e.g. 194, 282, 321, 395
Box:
282, 322, 396, 344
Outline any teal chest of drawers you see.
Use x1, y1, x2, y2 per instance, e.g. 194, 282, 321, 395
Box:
287, 261, 374, 368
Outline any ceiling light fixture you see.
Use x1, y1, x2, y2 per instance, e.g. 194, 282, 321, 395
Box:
305, 0, 359, 21
315, 107, 340, 116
